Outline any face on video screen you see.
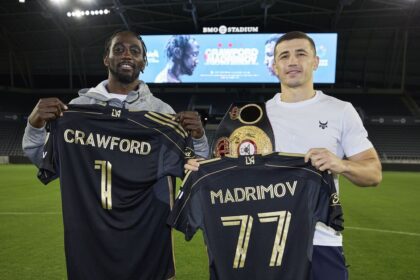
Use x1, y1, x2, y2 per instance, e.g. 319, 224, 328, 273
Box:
264, 40, 276, 76
181, 39, 199, 76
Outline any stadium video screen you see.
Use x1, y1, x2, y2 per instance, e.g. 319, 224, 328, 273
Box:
141, 33, 337, 84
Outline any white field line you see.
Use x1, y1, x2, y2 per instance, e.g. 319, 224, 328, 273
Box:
0, 212, 60, 215
346, 226, 420, 237
0, 212, 419, 237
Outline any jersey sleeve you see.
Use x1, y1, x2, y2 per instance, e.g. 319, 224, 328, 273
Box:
37, 122, 59, 185
161, 135, 194, 179
144, 111, 195, 178
341, 103, 373, 157
167, 171, 202, 241
323, 173, 344, 231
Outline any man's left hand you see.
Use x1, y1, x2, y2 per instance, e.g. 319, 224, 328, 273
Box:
176, 111, 205, 139
304, 148, 347, 174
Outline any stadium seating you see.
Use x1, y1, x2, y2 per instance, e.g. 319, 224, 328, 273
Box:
1, 92, 420, 164
367, 124, 420, 162
0, 121, 25, 156
336, 94, 412, 116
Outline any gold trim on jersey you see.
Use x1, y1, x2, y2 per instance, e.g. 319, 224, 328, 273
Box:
147, 112, 183, 126
173, 164, 237, 223
181, 170, 193, 187
194, 157, 221, 165
126, 118, 186, 155
224, 152, 305, 158
168, 176, 175, 210
167, 176, 177, 280
264, 164, 328, 184
65, 110, 104, 115
145, 112, 188, 138
276, 152, 305, 158
156, 112, 188, 136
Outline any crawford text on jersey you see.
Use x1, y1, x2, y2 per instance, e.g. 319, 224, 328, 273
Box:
63, 129, 151, 155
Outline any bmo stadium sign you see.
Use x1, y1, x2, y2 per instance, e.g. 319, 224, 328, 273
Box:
202, 25, 259, 34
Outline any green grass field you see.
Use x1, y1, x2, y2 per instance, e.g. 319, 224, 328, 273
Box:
1, 165, 419, 280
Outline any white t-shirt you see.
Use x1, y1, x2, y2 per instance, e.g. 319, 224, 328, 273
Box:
108, 93, 127, 101
266, 90, 373, 246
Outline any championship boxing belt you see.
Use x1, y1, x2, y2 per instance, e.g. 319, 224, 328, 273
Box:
211, 102, 275, 158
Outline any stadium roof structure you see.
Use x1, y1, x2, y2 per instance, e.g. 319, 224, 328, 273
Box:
0, 0, 419, 90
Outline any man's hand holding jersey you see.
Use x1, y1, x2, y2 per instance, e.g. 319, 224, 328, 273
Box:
304, 148, 346, 174
305, 147, 382, 187
175, 111, 204, 139
28, 98, 68, 128
175, 111, 206, 172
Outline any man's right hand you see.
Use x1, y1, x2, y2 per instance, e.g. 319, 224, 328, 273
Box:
28, 98, 68, 128
184, 158, 203, 172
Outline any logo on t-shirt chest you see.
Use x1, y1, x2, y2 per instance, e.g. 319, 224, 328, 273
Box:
319, 120, 328, 129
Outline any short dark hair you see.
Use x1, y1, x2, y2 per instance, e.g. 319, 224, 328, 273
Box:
274, 31, 316, 57
165, 35, 194, 59
103, 30, 148, 66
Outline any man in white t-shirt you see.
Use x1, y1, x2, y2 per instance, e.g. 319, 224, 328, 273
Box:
268, 31, 382, 280
186, 31, 382, 280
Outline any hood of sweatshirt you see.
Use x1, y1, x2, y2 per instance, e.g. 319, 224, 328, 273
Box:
77, 80, 153, 104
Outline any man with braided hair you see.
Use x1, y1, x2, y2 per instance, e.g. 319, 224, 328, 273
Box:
154, 35, 199, 83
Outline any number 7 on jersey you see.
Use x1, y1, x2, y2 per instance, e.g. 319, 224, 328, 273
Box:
221, 211, 291, 269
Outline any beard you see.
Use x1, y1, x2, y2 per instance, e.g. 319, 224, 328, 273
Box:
108, 64, 141, 84
180, 60, 194, 76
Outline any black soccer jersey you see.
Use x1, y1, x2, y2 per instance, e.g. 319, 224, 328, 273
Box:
38, 104, 192, 280
168, 153, 343, 280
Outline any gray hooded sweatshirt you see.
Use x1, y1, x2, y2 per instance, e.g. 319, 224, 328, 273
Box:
22, 80, 209, 167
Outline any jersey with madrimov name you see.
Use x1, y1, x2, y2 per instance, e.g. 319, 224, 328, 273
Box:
38, 104, 193, 280
168, 153, 343, 280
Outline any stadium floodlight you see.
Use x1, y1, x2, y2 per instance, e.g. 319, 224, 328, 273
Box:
50, 0, 67, 4
67, 8, 112, 18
